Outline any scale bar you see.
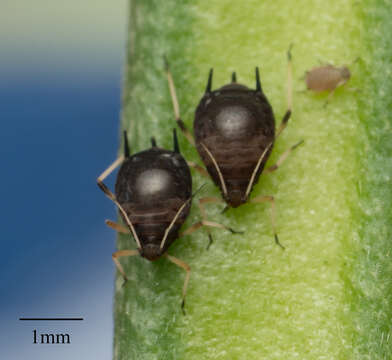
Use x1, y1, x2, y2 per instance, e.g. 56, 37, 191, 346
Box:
19, 318, 84, 321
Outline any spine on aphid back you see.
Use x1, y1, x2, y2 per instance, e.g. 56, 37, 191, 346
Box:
114, 1, 392, 359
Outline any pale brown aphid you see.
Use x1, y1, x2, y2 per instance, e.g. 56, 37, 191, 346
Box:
305, 65, 350, 92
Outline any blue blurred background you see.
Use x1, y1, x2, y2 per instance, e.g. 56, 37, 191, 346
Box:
1, 1, 127, 358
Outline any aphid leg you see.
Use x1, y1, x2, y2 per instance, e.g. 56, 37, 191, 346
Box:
198, 198, 218, 249
160, 198, 192, 250
187, 161, 209, 178
276, 44, 294, 139
221, 205, 230, 214
201, 220, 244, 234
346, 86, 361, 93
287, 44, 293, 112
164, 56, 195, 146
97, 138, 143, 249
348, 57, 360, 66
97, 156, 126, 222
165, 254, 190, 315
265, 140, 304, 174
324, 79, 348, 107
97, 155, 125, 185
179, 222, 204, 237
200, 142, 228, 196
97, 171, 142, 249
200, 197, 224, 205
245, 143, 273, 198
324, 89, 336, 108
105, 220, 130, 234
249, 195, 285, 250
276, 109, 291, 138
181, 216, 242, 249
97, 131, 129, 192
324, 88, 338, 107
112, 249, 139, 282
180, 197, 237, 249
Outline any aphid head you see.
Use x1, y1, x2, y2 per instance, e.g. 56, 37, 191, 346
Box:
219, 83, 249, 92
340, 66, 351, 80
224, 190, 248, 208
140, 242, 163, 261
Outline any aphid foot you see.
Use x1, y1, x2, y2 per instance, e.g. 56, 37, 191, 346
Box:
163, 54, 169, 71
181, 299, 186, 316
287, 43, 294, 60
274, 234, 285, 250
97, 181, 112, 199
221, 205, 230, 214
228, 227, 244, 235
206, 234, 214, 250
120, 276, 129, 289
293, 139, 305, 150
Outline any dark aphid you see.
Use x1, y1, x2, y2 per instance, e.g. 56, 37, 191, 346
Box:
194, 67, 278, 208
97, 129, 192, 310
166, 46, 303, 248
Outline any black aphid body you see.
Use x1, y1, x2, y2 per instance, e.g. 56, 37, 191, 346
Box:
194, 78, 275, 207
115, 145, 192, 261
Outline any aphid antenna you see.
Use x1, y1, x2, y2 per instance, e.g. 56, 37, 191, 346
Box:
231, 71, 237, 83
173, 128, 180, 153
192, 183, 207, 198
123, 131, 131, 158
160, 198, 191, 250
200, 142, 227, 196
245, 142, 273, 198
205, 68, 213, 93
160, 182, 207, 250
255, 67, 262, 92
151, 137, 157, 147
114, 198, 142, 250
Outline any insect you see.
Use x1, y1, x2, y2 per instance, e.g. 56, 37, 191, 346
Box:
165, 46, 302, 248
97, 130, 194, 311
305, 64, 351, 93
304, 58, 359, 105
97, 129, 235, 311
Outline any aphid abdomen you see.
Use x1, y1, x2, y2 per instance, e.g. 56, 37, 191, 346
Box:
306, 66, 345, 92
197, 135, 273, 207
124, 199, 191, 248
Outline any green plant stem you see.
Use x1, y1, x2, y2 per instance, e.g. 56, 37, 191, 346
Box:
113, 1, 392, 359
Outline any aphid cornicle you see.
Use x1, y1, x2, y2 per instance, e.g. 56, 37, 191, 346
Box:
166, 47, 303, 248
97, 129, 193, 311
